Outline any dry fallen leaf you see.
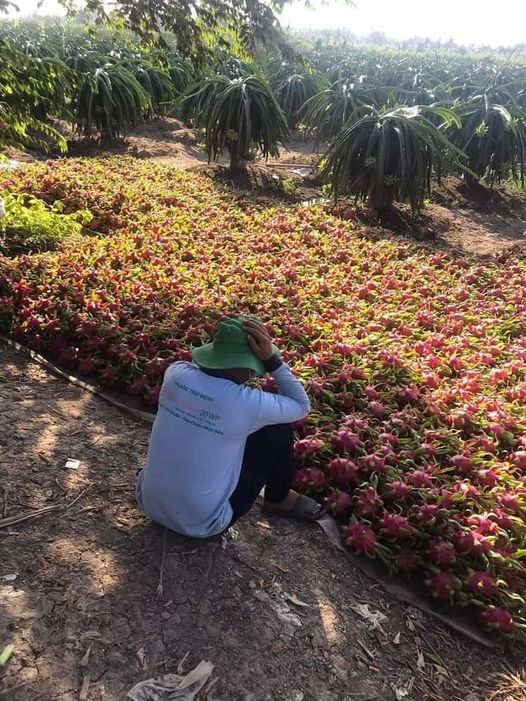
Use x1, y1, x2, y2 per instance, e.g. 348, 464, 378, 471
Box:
393, 632, 401, 645
416, 649, 425, 670
256, 521, 271, 530
351, 603, 388, 635
79, 644, 92, 668
391, 685, 410, 700
274, 563, 289, 573
284, 593, 311, 608
0, 574, 17, 582
405, 618, 416, 632
136, 647, 148, 670
79, 673, 91, 701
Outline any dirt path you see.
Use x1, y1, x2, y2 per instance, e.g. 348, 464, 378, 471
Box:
0, 344, 522, 701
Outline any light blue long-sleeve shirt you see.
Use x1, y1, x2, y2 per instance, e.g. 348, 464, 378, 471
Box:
136, 361, 309, 537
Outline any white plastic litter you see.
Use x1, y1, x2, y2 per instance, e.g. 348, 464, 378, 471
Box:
127, 660, 214, 701
65, 458, 80, 470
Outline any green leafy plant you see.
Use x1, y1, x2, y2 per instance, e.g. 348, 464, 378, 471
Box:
322, 105, 468, 212
0, 194, 92, 255
179, 74, 289, 170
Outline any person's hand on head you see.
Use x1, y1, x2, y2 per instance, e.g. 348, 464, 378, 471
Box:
243, 319, 274, 361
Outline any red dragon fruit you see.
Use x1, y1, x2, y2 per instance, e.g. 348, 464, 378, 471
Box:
358, 454, 387, 475
473, 467, 500, 489
510, 451, 526, 470
466, 514, 499, 535
353, 487, 383, 518
332, 429, 362, 454
292, 468, 326, 493
395, 547, 420, 573
323, 491, 353, 516
328, 458, 360, 487
425, 572, 460, 602
426, 538, 457, 567
383, 480, 411, 502
450, 453, 473, 475
451, 529, 492, 557
379, 513, 413, 540
406, 470, 434, 488
479, 607, 516, 635
293, 438, 324, 461
344, 523, 378, 554
409, 503, 442, 526
464, 572, 498, 598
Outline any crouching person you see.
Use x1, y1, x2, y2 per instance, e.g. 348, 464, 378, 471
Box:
136, 317, 322, 538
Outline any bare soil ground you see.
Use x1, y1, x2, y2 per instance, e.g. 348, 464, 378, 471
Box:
0, 347, 524, 701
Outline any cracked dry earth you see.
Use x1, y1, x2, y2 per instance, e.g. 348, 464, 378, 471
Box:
0, 344, 520, 701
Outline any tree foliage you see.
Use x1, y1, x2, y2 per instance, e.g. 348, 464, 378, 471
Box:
80, 0, 297, 64
0, 40, 72, 153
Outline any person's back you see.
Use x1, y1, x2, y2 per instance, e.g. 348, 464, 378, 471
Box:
136, 317, 322, 538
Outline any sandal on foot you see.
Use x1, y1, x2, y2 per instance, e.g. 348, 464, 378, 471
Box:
262, 494, 324, 523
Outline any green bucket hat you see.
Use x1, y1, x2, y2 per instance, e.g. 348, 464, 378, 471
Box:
192, 316, 280, 376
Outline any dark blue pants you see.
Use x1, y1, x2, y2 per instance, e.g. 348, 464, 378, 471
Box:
228, 423, 294, 524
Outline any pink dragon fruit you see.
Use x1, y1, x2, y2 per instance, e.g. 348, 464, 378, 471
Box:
409, 503, 442, 526
292, 468, 326, 493
332, 429, 362, 454
368, 400, 386, 418
425, 571, 460, 602
353, 487, 383, 518
328, 458, 360, 487
426, 538, 457, 567
383, 480, 411, 502
473, 467, 500, 489
395, 547, 420, 573
451, 529, 492, 557
479, 607, 516, 635
510, 451, 526, 470
323, 491, 353, 516
466, 514, 499, 535
499, 491, 522, 514
358, 453, 387, 475
344, 523, 378, 554
293, 438, 324, 461
490, 508, 516, 530
379, 513, 413, 540
451, 453, 473, 475
464, 572, 498, 598
406, 470, 434, 488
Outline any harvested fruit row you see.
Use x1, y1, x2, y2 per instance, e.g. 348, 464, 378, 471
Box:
0, 157, 525, 637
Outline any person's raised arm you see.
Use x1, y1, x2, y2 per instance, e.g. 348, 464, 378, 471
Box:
244, 319, 310, 431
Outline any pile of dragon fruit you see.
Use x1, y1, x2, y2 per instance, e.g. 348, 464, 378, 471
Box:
0, 157, 525, 638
